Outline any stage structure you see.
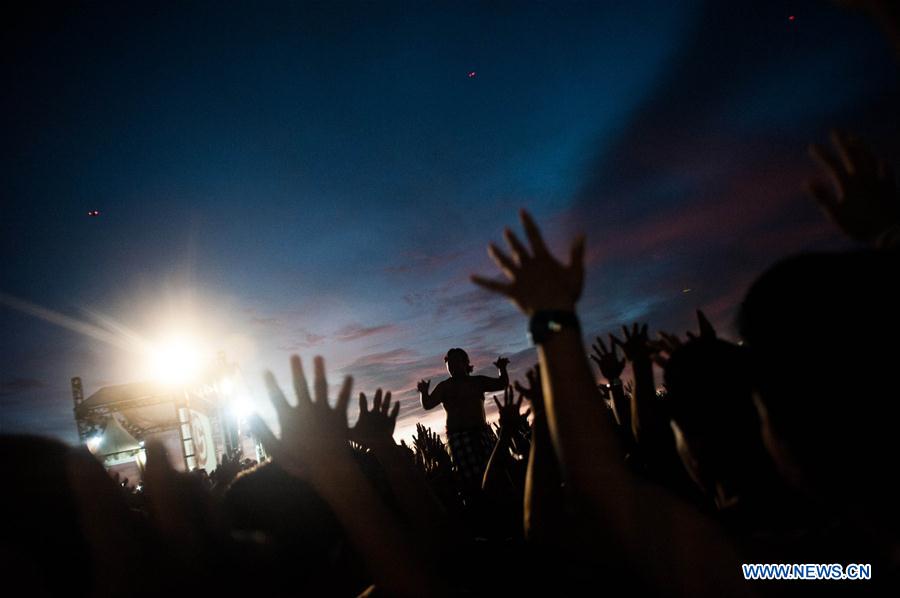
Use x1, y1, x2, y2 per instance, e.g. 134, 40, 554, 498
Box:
72, 352, 261, 484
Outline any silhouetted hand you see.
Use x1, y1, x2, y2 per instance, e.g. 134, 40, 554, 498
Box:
611, 323, 652, 363
417, 379, 431, 394
493, 385, 528, 431
808, 130, 900, 242
351, 389, 400, 450
413, 423, 451, 474
493, 356, 510, 370
471, 209, 585, 314
591, 334, 626, 380
514, 365, 544, 410
693, 309, 716, 340
251, 355, 353, 481
650, 331, 683, 367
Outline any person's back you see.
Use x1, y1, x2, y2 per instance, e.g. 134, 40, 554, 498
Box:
432, 373, 497, 431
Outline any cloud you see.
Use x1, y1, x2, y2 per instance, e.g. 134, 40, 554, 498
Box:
278, 329, 326, 350
333, 323, 398, 342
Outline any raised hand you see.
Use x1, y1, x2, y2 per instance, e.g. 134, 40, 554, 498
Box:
650, 331, 683, 367
416, 379, 431, 394
493, 385, 528, 431
590, 334, 626, 380
514, 365, 544, 409
251, 355, 353, 481
413, 423, 451, 474
351, 388, 400, 450
808, 130, 900, 242
611, 323, 652, 363
493, 355, 510, 370
694, 309, 716, 340
471, 209, 585, 315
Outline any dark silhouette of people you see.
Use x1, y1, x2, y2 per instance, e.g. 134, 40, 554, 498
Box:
418, 349, 509, 498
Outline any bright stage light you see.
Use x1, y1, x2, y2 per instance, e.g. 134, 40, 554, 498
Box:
229, 397, 255, 422
86, 435, 103, 452
149, 334, 206, 386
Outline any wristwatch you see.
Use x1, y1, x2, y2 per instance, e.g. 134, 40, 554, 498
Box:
528, 310, 580, 345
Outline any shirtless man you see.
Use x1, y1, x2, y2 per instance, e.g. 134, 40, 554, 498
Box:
417, 348, 509, 497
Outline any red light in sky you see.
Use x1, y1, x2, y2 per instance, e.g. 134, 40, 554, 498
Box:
788, 15, 795, 22
87, 210, 101, 217
467, 71, 476, 78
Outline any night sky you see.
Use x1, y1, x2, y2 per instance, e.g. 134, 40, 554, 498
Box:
2, 1, 898, 443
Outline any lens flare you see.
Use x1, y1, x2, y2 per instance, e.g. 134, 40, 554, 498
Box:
149, 334, 206, 386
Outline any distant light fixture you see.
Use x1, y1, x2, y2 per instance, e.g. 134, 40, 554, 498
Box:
87, 435, 103, 452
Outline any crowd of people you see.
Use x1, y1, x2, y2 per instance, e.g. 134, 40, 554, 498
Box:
5, 3, 900, 596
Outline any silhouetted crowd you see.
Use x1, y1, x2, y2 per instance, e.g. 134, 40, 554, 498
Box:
4, 3, 900, 596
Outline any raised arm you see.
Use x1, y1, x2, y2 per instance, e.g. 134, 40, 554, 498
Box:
252, 356, 446, 598
808, 130, 900, 248
515, 365, 565, 544
475, 355, 510, 393
418, 378, 442, 410
481, 385, 525, 498
350, 389, 451, 565
471, 210, 749, 597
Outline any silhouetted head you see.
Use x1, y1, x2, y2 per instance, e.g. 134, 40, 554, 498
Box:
444, 348, 473, 377
664, 338, 766, 506
739, 250, 900, 531
224, 460, 357, 594
3, 435, 94, 597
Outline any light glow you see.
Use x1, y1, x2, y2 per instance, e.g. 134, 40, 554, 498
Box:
229, 397, 255, 422
148, 334, 207, 386
86, 435, 103, 452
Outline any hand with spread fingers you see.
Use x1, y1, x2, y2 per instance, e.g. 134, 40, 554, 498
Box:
471, 209, 585, 315
807, 130, 900, 242
611, 323, 653, 364
251, 355, 353, 481
514, 365, 544, 411
591, 334, 626, 381
351, 388, 400, 450
651, 331, 684, 367
493, 385, 529, 432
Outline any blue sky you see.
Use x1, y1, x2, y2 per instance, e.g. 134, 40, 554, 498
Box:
2, 1, 898, 442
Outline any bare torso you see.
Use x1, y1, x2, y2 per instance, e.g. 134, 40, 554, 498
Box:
432, 375, 504, 432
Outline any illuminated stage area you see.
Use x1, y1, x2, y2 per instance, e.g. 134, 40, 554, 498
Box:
72, 352, 261, 485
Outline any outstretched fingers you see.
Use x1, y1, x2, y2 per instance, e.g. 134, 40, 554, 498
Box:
358, 392, 369, 414
471, 274, 513, 296
504, 227, 530, 263
312, 356, 328, 407
335, 375, 353, 415
809, 143, 847, 195
265, 371, 291, 419
290, 355, 312, 407
389, 400, 400, 422
488, 243, 518, 278
520, 209, 550, 256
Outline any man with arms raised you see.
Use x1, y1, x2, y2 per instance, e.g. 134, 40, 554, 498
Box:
418, 349, 509, 500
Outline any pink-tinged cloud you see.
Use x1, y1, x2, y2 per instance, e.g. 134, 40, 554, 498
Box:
333, 323, 398, 342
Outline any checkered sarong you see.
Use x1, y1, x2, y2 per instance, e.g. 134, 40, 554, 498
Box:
447, 425, 498, 491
